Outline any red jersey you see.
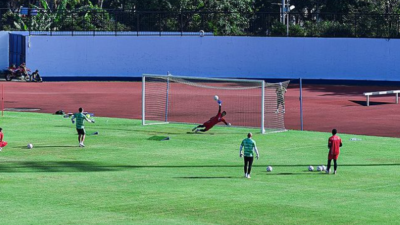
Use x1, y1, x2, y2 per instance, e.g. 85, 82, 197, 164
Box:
203, 112, 226, 131
0, 131, 6, 147
328, 135, 342, 155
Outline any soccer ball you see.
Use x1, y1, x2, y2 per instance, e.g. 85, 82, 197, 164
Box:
266, 166, 273, 172
321, 165, 326, 171
308, 166, 314, 171
317, 166, 322, 172
214, 95, 219, 101
27, 144, 33, 149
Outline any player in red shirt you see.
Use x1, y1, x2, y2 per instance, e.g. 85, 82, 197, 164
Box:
0, 128, 8, 151
326, 129, 343, 174
192, 100, 231, 133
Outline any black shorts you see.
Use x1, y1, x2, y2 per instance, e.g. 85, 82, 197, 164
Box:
76, 128, 86, 135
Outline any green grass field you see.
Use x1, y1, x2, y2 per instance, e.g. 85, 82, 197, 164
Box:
1, 112, 400, 224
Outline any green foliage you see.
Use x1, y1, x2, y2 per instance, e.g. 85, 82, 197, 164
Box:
39, 0, 50, 10
271, 21, 286, 36
2, 0, 400, 37
1, 0, 128, 32
324, 21, 353, 37
1, 10, 27, 31
303, 21, 353, 37
193, 0, 254, 35
130, 0, 255, 35
59, 6, 126, 32
289, 24, 306, 37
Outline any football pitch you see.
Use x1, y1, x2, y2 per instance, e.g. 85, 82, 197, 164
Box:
1, 112, 400, 224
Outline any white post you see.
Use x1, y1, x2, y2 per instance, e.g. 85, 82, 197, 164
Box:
142, 75, 146, 125
261, 80, 265, 134
366, 95, 369, 106
396, 93, 398, 104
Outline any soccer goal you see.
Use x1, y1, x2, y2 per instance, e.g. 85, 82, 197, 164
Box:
142, 74, 290, 134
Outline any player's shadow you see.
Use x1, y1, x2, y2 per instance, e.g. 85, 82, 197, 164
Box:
19, 145, 77, 149
177, 176, 235, 179
109, 128, 184, 135
148, 136, 170, 141
186, 131, 257, 135
186, 132, 215, 135
110, 127, 248, 136
350, 100, 392, 106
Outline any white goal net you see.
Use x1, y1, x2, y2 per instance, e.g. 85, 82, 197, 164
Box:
142, 74, 289, 134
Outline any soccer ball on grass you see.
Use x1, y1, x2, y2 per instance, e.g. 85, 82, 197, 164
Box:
266, 166, 273, 172
308, 166, 314, 171
27, 143, 33, 149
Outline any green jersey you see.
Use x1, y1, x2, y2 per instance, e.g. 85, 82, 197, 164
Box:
241, 138, 257, 157
73, 113, 88, 129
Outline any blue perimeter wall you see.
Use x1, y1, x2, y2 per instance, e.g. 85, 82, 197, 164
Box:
0, 32, 9, 70
1, 32, 400, 82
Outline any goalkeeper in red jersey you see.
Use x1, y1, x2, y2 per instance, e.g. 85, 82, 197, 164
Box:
192, 99, 231, 133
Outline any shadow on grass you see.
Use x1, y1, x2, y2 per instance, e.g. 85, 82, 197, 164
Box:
265, 172, 322, 176
95, 164, 400, 169
2, 163, 399, 173
186, 132, 215, 135
108, 128, 247, 136
108, 128, 185, 135
53, 125, 73, 128
148, 136, 170, 141
17, 145, 77, 149
177, 176, 235, 179
260, 164, 400, 167
0, 161, 117, 173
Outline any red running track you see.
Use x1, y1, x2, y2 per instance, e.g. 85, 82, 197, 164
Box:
1, 82, 399, 137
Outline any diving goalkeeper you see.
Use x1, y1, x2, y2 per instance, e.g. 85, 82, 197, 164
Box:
192, 100, 231, 133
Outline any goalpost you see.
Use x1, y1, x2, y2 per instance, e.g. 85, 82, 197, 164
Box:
142, 74, 289, 134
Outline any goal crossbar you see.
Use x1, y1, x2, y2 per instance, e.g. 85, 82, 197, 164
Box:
143, 74, 264, 83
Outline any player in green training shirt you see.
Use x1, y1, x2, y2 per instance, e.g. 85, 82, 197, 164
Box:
240, 133, 259, 179
71, 107, 95, 147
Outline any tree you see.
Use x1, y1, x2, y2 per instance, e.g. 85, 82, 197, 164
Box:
179, 0, 255, 35
3, 0, 400, 37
